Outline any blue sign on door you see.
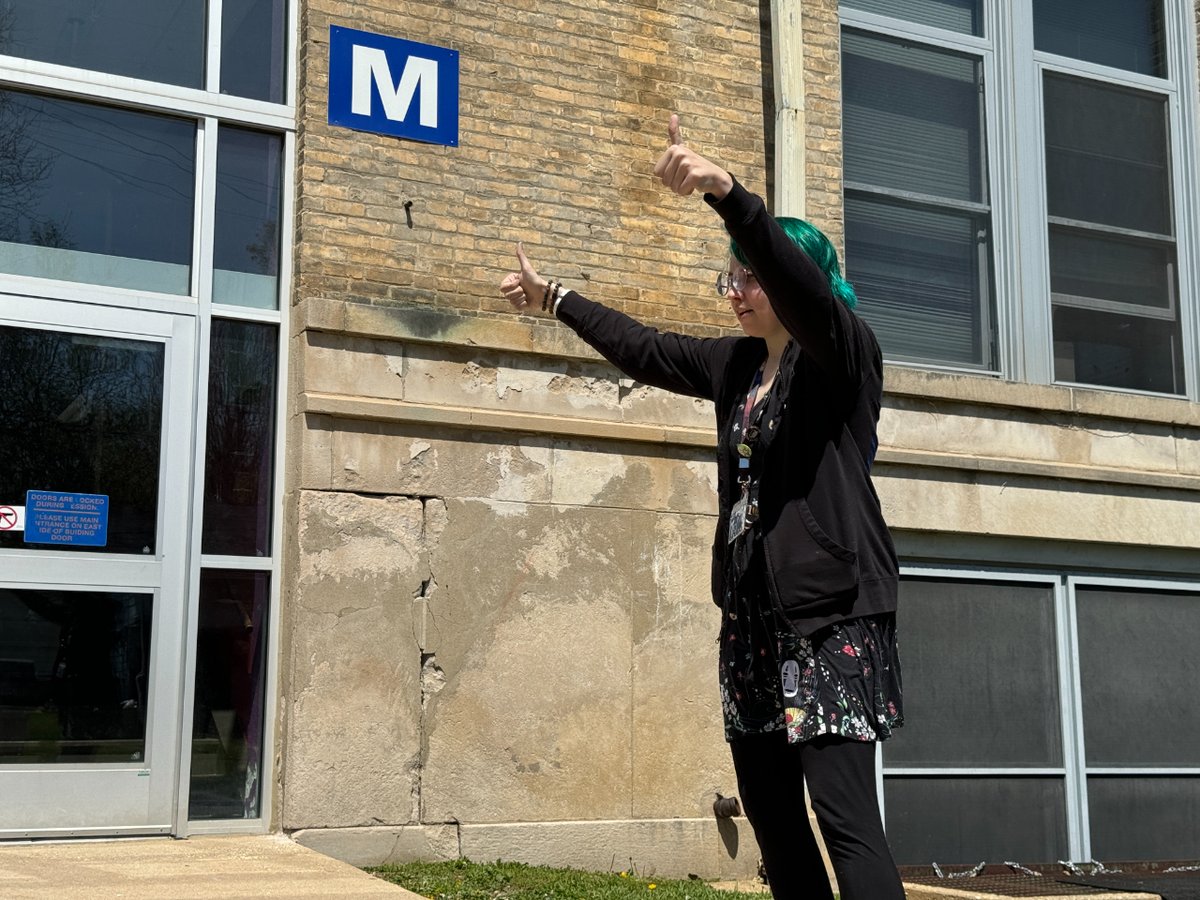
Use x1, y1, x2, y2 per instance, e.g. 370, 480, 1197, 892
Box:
24, 491, 110, 547
328, 26, 459, 147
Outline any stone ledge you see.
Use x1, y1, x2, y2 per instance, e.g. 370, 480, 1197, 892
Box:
290, 825, 461, 867
300, 391, 1200, 493
299, 296, 1200, 429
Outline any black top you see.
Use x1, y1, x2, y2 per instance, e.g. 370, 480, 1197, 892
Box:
556, 178, 898, 636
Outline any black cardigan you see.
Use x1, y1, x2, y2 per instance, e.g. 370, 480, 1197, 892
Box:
556, 178, 898, 636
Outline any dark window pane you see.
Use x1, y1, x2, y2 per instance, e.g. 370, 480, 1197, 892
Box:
1034, 0, 1166, 77
202, 321, 278, 557
0, 327, 163, 554
846, 195, 995, 369
884, 578, 1061, 767
0, 91, 195, 294
0, 588, 152, 763
1053, 304, 1184, 395
0, 0, 204, 87
1076, 588, 1200, 765
1088, 777, 1200, 861
841, 0, 982, 36
1044, 75, 1171, 236
843, 31, 987, 203
189, 570, 269, 819
221, 0, 288, 103
214, 127, 283, 310
885, 777, 1068, 865
1049, 227, 1175, 311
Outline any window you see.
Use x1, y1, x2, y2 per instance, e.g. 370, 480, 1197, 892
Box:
0, 90, 196, 294
884, 572, 1200, 864
0, 0, 287, 102
0, 0, 291, 828
840, 0, 1197, 397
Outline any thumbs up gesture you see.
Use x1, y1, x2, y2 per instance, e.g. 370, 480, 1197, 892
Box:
652, 114, 733, 199
500, 242, 548, 312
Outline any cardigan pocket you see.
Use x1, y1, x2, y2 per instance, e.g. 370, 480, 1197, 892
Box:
767, 500, 859, 611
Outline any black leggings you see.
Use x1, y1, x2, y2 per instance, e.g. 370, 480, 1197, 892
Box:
730, 731, 905, 900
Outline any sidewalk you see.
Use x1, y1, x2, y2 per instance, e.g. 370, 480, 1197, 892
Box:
0, 834, 426, 900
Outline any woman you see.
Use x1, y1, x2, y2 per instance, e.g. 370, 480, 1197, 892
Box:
500, 115, 905, 900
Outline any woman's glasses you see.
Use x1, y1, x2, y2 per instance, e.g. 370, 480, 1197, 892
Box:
715, 268, 756, 296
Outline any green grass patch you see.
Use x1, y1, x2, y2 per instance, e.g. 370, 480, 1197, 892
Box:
368, 858, 768, 899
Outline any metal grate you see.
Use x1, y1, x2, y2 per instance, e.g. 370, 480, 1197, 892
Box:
903, 873, 1117, 897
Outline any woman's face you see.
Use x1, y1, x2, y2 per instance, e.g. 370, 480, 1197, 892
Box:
726, 260, 785, 341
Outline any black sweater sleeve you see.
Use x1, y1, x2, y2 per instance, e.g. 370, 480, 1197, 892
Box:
706, 179, 873, 387
555, 292, 734, 402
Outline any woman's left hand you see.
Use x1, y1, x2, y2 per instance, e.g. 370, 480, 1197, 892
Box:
653, 114, 733, 200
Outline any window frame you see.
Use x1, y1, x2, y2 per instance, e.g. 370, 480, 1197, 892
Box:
839, 0, 1200, 401
884, 565, 1200, 863
0, 0, 297, 838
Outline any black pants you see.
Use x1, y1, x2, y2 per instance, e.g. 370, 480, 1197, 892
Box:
730, 731, 905, 900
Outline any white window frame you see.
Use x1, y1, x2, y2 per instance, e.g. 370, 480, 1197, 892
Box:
0, 0, 298, 837
885, 564, 1200, 864
839, 0, 1200, 401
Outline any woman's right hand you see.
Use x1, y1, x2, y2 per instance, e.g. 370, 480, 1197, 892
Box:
500, 243, 550, 313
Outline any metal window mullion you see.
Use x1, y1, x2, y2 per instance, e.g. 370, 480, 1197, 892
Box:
1064, 578, 1093, 861
843, 182, 991, 216
1046, 216, 1175, 244
1086, 767, 1200, 776
254, 126, 295, 834
1009, 2, 1054, 385
175, 116, 220, 837
838, 9, 990, 52
0, 60, 293, 130
1165, 0, 1200, 401
206, 0, 224, 95
1053, 577, 1087, 862
988, 0, 1022, 381
1033, 54, 1175, 93
882, 767, 1068, 776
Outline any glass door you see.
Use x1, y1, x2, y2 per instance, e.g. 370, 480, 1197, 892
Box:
0, 296, 196, 837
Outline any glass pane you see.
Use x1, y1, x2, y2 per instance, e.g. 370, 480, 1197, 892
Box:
884, 578, 1061, 767
0, 0, 204, 87
845, 194, 995, 369
0, 327, 164, 554
202, 321, 278, 557
1053, 305, 1184, 394
189, 570, 270, 819
214, 127, 283, 310
1049, 227, 1175, 311
1034, 0, 1166, 77
221, 0, 288, 103
0, 91, 195, 294
885, 777, 1068, 865
1076, 588, 1200, 765
1088, 777, 1200, 861
0, 588, 152, 763
1044, 75, 1171, 236
841, 0, 982, 36
843, 31, 987, 202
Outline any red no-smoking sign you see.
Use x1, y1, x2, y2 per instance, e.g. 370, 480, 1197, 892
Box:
0, 506, 23, 531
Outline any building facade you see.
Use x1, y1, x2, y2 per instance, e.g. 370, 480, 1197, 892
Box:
0, 0, 1198, 878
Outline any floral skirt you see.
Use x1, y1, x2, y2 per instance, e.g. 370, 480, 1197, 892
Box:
719, 562, 904, 744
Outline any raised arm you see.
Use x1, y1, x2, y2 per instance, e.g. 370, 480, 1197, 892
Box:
500, 243, 730, 401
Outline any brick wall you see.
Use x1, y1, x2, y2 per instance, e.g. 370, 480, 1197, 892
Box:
294, 0, 797, 336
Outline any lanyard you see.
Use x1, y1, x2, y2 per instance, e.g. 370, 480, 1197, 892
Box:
737, 366, 765, 475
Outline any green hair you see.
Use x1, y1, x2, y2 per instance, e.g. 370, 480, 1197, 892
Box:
730, 217, 858, 310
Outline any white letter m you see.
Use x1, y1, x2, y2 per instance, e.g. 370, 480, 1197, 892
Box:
350, 45, 439, 128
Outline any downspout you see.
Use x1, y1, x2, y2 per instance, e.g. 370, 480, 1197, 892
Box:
769, 0, 806, 219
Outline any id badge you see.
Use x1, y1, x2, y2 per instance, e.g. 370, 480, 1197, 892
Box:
727, 494, 749, 544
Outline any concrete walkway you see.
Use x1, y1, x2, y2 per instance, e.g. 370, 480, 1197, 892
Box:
0, 834, 425, 900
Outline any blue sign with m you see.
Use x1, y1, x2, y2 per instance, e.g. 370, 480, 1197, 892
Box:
328, 26, 459, 146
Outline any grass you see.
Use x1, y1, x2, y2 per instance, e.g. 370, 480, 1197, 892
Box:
368, 858, 770, 899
